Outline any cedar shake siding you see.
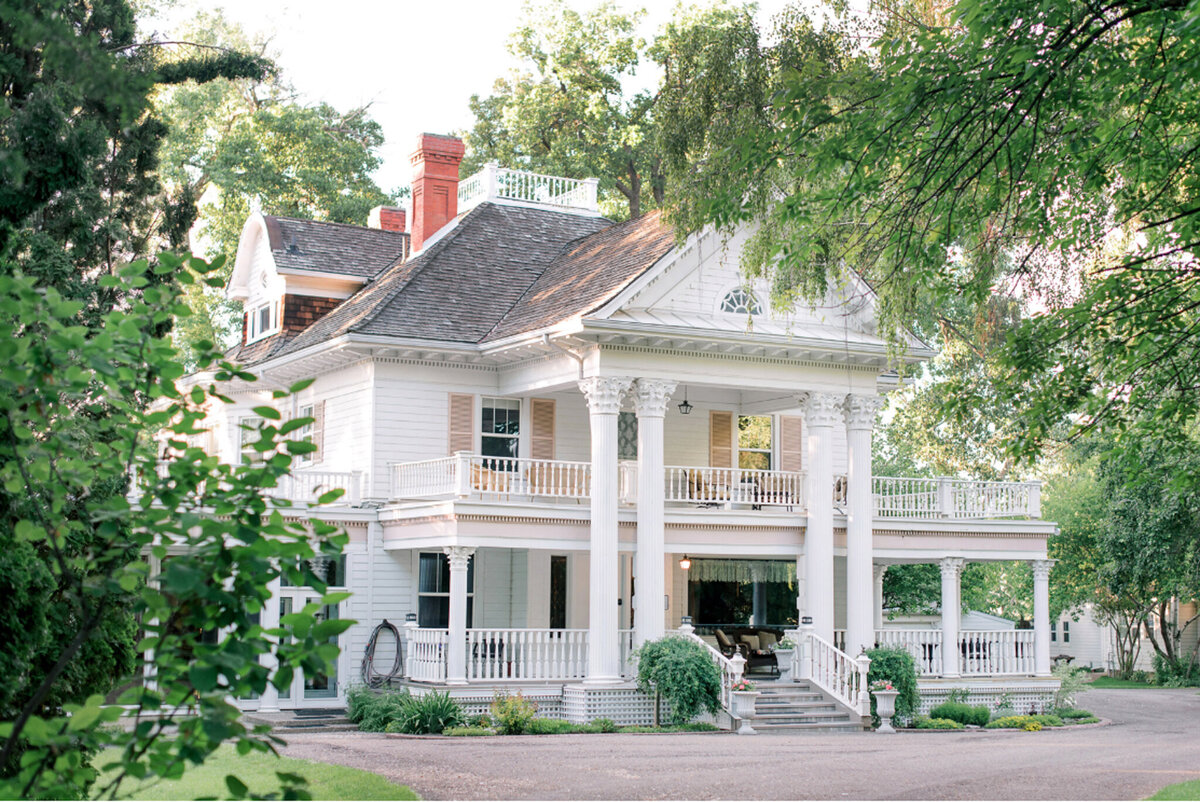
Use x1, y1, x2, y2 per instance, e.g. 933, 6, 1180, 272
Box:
283, 294, 340, 334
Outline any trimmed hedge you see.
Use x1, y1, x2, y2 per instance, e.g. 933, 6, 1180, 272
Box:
985, 714, 1064, 729
929, 701, 991, 726
913, 717, 963, 730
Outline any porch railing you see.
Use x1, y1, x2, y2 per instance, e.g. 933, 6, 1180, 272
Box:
960, 630, 1037, 676
664, 466, 805, 508
272, 470, 363, 505
874, 629, 943, 675
465, 628, 588, 681
873, 476, 1041, 519
619, 628, 636, 675
406, 628, 448, 682
390, 453, 592, 502
800, 630, 871, 717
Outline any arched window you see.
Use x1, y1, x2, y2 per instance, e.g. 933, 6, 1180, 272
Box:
720, 287, 762, 315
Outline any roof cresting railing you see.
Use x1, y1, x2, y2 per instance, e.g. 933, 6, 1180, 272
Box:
458, 162, 600, 214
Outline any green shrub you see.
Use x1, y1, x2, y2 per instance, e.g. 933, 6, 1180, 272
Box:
346, 687, 411, 732
491, 691, 539, 734
1054, 707, 1095, 720
865, 647, 919, 726
985, 714, 1064, 729
928, 702, 990, 726
912, 717, 963, 730
443, 726, 495, 737
589, 717, 617, 733
1053, 662, 1091, 707
634, 636, 722, 725
472, 713, 493, 728
524, 718, 580, 735
1153, 654, 1200, 687
1023, 721, 1043, 731
1068, 715, 1099, 725
390, 691, 464, 734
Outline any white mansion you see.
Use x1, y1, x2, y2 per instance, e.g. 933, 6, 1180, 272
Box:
186, 134, 1058, 726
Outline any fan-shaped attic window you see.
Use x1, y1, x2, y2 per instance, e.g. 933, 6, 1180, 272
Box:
720, 287, 762, 315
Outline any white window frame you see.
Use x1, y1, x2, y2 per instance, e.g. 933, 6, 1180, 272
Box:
415, 551, 474, 628
238, 415, 265, 464
296, 403, 315, 465
719, 286, 763, 316
481, 396, 521, 464
737, 414, 773, 470
247, 300, 280, 343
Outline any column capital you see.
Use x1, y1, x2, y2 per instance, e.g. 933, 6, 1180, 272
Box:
578, 376, 633, 415
873, 564, 889, 583
797, 391, 844, 428
843, 394, 885, 431
1030, 558, 1055, 580
631, 378, 678, 418
939, 556, 965, 578
444, 545, 475, 571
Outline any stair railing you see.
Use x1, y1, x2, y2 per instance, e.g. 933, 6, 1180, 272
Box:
677, 623, 744, 712
794, 624, 872, 718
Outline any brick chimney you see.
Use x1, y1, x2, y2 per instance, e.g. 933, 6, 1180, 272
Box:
368, 205, 407, 232
410, 133, 465, 252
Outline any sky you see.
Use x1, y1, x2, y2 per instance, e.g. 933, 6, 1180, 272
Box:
151, 0, 798, 194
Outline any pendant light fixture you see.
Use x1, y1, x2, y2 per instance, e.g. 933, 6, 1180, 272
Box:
677, 386, 693, 415
679, 554, 692, 571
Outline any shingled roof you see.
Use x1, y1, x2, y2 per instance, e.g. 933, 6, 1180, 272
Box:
264, 215, 409, 279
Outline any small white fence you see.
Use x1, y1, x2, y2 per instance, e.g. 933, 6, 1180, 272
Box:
391, 453, 591, 502
458, 163, 599, 212
664, 466, 806, 507
874, 629, 943, 675
272, 470, 363, 505
959, 630, 1037, 676
465, 628, 588, 681
406, 628, 448, 682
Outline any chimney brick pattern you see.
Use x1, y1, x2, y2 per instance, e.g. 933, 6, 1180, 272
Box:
410, 133, 465, 253
369, 205, 407, 232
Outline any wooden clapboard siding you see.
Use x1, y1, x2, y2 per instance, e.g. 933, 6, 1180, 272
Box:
448, 393, 475, 454
530, 398, 556, 460
779, 415, 803, 472
312, 399, 326, 462
709, 410, 733, 468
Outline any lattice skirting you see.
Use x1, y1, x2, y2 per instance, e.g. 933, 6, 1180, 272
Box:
407, 685, 563, 720
914, 677, 1061, 717
560, 684, 671, 726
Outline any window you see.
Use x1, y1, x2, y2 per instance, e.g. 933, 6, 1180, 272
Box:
720, 287, 762, 315
1050, 621, 1057, 642
618, 411, 638, 460
1062, 620, 1070, 643
481, 397, 520, 466
296, 403, 314, 464
239, 415, 265, 464
550, 555, 568, 629
417, 552, 474, 628
738, 415, 772, 470
247, 300, 280, 342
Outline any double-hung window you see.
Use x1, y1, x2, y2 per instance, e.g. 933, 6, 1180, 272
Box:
738, 415, 773, 470
247, 300, 280, 342
239, 415, 265, 464
296, 403, 315, 464
417, 552, 473, 628
481, 397, 520, 469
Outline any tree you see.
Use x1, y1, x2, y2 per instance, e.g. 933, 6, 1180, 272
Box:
461, 0, 660, 219
153, 11, 398, 358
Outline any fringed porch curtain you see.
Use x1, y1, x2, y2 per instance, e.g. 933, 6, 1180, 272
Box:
688, 558, 796, 586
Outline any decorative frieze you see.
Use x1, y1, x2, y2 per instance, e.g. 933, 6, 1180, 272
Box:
798, 391, 845, 428
578, 376, 633, 415
631, 378, 677, 418
843, 393, 885, 431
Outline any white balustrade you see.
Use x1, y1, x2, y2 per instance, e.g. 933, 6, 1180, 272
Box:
873, 476, 1041, 519
390, 457, 458, 498
390, 454, 591, 502
465, 628, 588, 681
618, 628, 635, 675
664, 466, 805, 508
272, 470, 362, 505
805, 631, 870, 717
458, 164, 599, 213
874, 629, 943, 676
406, 628, 449, 682
959, 630, 1037, 676
872, 476, 940, 518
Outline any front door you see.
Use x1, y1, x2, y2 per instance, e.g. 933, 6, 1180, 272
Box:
276, 590, 345, 708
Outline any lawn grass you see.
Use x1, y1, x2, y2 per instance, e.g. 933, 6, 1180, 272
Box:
1147, 778, 1200, 800
93, 744, 418, 800
1089, 676, 1166, 689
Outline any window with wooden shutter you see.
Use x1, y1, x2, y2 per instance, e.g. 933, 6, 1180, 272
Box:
778, 415, 803, 472
709, 410, 733, 468
530, 398, 556, 460
448, 393, 475, 454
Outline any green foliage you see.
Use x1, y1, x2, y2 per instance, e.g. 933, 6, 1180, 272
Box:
346, 687, 411, 733
442, 726, 496, 737
1152, 654, 1200, 688
490, 691, 539, 735
472, 713, 493, 729
1023, 721, 1043, 732
1148, 779, 1200, 801
590, 717, 617, 733
634, 636, 721, 726
391, 692, 463, 735
524, 718, 580, 735
864, 648, 919, 725
1053, 664, 1092, 709
912, 717, 963, 730
619, 722, 718, 733
986, 714, 1064, 730
928, 702, 990, 727
1053, 708, 1095, 721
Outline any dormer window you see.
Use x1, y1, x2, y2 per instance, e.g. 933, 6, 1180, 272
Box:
720, 287, 762, 315
247, 300, 280, 343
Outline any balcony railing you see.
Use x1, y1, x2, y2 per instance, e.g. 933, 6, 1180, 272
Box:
388, 455, 1042, 520
458, 163, 600, 213
131, 464, 362, 506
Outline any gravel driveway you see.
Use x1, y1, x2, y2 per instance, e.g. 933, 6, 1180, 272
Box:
278, 687, 1200, 800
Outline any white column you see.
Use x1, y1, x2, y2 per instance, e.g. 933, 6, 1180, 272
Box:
579, 376, 633, 683
444, 545, 475, 685
844, 394, 883, 656
258, 574, 282, 712
873, 564, 888, 632
632, 378, 676, 647
939, 557, 964, 678
800, 392, 842, 645
1032, 558, 1054, 677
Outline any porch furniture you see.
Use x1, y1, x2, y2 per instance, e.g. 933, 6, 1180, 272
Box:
472, 463, 514, 497
713, 629, 742, 658
687, 469, 731, 506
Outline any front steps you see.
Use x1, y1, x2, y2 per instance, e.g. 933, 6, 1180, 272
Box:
244, 708, 357, 733
745, 681, 867, 733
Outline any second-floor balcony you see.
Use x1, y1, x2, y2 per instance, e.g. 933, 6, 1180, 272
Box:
388, 453, 1041, 520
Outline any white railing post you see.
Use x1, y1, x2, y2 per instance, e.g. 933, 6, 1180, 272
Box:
582, 177, 599, 210
855, 653, 872, 717
484, 161, 500, 201
404, 619, 418, 680
937, 477, 953, 517
454, 451, 472, 497
798, 623, 814, 680
349, 470, 363, 505
1029, 480, 1042, 518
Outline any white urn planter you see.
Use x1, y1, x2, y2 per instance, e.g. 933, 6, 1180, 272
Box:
731, 690, 760, 735
774, 648, 794, 682
873, 689, 900, 734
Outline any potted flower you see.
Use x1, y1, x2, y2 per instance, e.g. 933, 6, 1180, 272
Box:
730, 678, 759, 735
870, 680, 900, 734
774, 637, 797, 682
